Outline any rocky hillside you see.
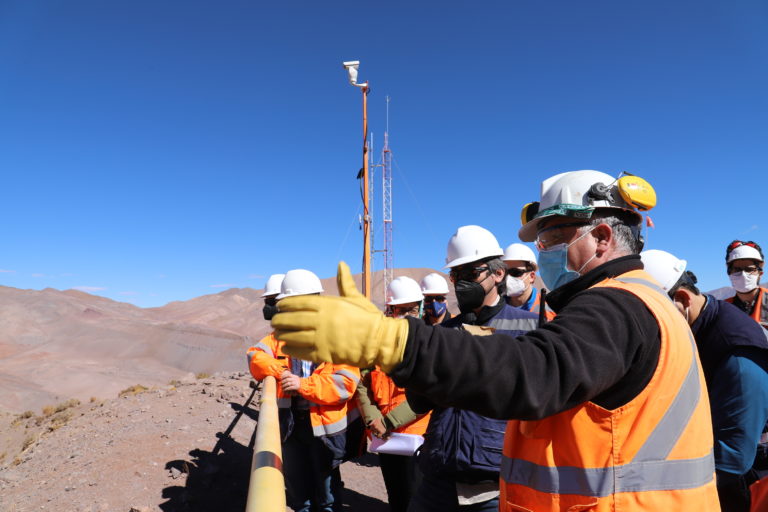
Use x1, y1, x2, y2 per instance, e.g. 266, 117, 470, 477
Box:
0, 372, 387, 512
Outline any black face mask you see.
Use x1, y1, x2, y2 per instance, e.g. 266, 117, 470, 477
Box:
454, 280, 486, 314
262, 303, 279, 321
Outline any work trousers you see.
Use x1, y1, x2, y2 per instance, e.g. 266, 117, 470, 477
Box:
407, 473, 498, 512
283, 409, 343, 512
379, 452, 421, 512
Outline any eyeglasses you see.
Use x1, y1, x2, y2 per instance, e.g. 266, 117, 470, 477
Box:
423, 295, 446, 303
264, 297, 278, 306
392, 304, 420, 317
534, 222, 589, 250
728, 265, 762, 275
506, 268, 530, 278
449, 265, 490, 282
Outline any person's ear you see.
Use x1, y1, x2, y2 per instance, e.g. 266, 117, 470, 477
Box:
673, 289, 692, 310
593, 223, 612, 253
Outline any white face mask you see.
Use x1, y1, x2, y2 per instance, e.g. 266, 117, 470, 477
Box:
729, 271, 760, 294
505, 275, 527, 297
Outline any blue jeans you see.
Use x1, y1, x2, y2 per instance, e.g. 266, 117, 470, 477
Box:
283, 410, 343, 512
407, 473, 499, 512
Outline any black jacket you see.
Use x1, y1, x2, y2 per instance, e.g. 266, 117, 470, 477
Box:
389, 255, 661, 420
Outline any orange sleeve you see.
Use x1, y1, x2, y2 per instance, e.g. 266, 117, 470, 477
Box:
298, 364, 360, 406
246, 334, 288, 381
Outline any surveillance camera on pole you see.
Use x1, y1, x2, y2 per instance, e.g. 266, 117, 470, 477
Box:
342, 59, 371, 297
342, 60, 368, 89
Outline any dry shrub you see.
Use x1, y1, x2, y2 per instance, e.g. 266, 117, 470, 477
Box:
12, 456, 22, 466
55, 399, 80, 413
119, 384, 149, 397
11, 410, 34, 426
40, 405, 56, 418
21, 434, 37, 451
195, 372, 210, 379
48, 410, 74, 431
168, 379, 181, 386
90, 396, 98, 403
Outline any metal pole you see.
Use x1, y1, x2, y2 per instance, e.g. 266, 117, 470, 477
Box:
362, 86, 372, 298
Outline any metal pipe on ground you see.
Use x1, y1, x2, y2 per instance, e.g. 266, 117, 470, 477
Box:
245, 376, 286, 512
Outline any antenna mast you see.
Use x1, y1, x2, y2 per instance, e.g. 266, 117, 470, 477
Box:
382, 96, 394, 303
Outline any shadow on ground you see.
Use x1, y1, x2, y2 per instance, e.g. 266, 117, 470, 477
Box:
160, 401, 257, 512
160, 402, 388, 511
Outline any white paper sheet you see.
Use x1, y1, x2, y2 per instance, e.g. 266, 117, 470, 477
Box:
368, 432, 424, 456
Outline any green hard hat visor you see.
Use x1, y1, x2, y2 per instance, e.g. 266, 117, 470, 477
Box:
534, 204, 595, 221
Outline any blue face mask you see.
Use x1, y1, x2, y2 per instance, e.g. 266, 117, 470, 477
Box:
426, 300, 447, 317
537, 226, 597, 291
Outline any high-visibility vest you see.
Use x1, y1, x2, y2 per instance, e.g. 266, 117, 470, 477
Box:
499, 269, 719, 511
520, 287, 556, 321
247, 333, 361, 438
725, 287, 768, 325
368, 368, 430, 435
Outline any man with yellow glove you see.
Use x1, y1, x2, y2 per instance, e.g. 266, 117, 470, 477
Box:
273, 170, 721, 511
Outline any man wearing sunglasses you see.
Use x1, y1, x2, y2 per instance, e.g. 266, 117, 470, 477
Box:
273, 170, 720, 510
724, 241, 768, 327
420, 273, 452, 325
502, 243, 554, 321
642, 249, 768, 512
403, 225, 538, 512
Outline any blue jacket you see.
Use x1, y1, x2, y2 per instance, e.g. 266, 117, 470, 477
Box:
691, 295, 768, 474
415, 302, 538, 483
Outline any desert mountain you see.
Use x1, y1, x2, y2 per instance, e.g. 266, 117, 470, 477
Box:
0, 269, 453, 414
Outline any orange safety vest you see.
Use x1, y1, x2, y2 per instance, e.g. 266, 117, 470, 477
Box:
368, 368, 431, 435
522, 287, 556, 321
725, 287, 768, 325
247, 333, 361, 438
500, 270, 719, 511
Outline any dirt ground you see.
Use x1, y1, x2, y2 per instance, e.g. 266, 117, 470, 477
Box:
0, 372, 388, 511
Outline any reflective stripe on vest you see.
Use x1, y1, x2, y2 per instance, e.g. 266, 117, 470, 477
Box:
614, 276, 669, 299
331, 368, 360, 401
490, 317, 538, 332
500, 273, 715, 497
500, 451, 714, 497
312, 406, 360, 437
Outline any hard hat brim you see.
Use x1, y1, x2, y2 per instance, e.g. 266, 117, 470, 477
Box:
518, 204, 594, 242
518, 204, 641, 242
727, 245, 764, 263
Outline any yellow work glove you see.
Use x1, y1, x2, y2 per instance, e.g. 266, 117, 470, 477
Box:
272, 261, 410, 373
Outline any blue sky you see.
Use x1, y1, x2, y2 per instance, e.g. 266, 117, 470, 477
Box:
0, 1, 766, 307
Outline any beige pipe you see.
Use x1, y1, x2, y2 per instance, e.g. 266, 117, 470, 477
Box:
245, 376, 286, 512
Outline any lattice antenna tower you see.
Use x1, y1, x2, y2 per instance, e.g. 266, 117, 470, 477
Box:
382, 96, 394, 303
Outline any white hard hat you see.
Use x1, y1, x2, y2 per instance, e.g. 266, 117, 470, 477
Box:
420, 273, 449, 295
386, 276, 424, 305
726, 244, 764, 264
276, 269, 324, 299
502, 243, 537, 269
262, 273, 286, 297
640, 249, 687, 293
519, 170, 648, 242
445, 225, 504, 268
